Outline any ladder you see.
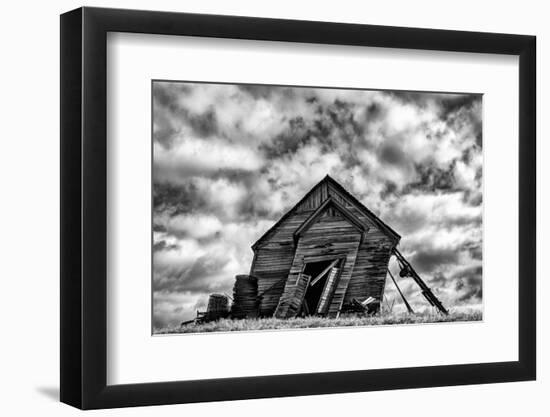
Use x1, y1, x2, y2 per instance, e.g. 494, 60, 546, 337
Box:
392, 248, 448, 315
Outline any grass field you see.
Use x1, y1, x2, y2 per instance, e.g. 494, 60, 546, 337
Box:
156, 309, 482, 334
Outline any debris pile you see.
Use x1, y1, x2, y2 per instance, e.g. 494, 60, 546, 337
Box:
348, 296, 379, 315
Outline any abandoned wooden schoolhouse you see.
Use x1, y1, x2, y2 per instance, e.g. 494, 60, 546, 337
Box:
196, 175, 447, 325
245, 174, 400, 319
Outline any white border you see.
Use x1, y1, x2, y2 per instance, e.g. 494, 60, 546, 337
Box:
107, 33, 518, 385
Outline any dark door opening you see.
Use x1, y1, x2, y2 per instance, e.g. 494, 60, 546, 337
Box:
301, 259, 340, 316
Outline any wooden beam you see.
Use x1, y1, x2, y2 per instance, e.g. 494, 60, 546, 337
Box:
302, 299, 310, 316
392, 248, 448, 315
361, 296, 376, 306
388, 268, 415, 314
310, 259, 339, 287
317, 267, 340, 314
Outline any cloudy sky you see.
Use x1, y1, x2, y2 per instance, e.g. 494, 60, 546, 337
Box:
152, 81, 482, 330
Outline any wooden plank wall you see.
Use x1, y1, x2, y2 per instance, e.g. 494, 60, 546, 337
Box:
275, 215, 362, 318
251, 207, 314, 316
252, 178, 396, 317
344, 238, 393, 307
257, 211, 312, 244
251, 244, 295, 316
295, 180, 330, 211
273, 273, 311, 318
324, 182, 395, 306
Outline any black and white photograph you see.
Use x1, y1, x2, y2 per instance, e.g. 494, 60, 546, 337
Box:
0, 0, 542, 413
152, 81, 483, 334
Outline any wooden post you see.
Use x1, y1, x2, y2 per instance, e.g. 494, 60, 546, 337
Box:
392, 248, 448, 315
388, 269, 414, 314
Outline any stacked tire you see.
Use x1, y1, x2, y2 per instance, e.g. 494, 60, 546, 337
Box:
231, 275, 259, 319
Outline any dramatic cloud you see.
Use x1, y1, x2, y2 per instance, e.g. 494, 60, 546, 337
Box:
152, 81, 483, 328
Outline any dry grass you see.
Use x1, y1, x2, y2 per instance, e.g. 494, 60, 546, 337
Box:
156, 309, 482, 335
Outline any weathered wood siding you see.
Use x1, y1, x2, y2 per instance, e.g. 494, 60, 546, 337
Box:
275, 213, 362, 318
250, 243, 295, 316
256, 211, 312, 245
344, 235, 393, 306
323, 181, 395, 305
295, 180, 330, 212
317, 267, 339, 314
252, 177, 398, 317
251, 208, 314, 316
274, 273, 311, 318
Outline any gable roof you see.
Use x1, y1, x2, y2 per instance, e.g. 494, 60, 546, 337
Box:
293, 196, 368, 242
251, 175, 401, 250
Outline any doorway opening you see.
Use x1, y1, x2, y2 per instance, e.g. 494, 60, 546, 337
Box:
301, 259, 341, 316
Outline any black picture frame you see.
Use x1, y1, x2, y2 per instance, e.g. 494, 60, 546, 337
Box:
60, 6, 536, 410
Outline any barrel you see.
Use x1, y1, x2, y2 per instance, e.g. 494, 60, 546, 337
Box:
205, 293, 229, 321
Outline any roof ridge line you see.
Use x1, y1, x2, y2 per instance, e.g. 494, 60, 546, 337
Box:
251, 174, 401, 250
